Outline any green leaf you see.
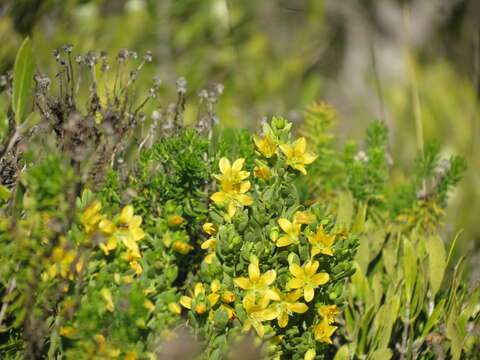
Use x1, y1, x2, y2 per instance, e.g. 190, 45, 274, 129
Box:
338, 190, 353, 229
421, 298, 445, 338
333, 345, 350, 360
425, 234, 446, 296
0, 184, 11, 200
13, 37, 35, 125
402, 238, 417, 303
368, 348, 392, 360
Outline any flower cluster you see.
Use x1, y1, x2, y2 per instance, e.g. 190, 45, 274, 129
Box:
180, 117, 358, 359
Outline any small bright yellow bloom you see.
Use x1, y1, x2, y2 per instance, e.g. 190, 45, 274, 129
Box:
59, 326, 77, 338
287, 261, 329, 302
222, 291, 235, 303
234, 262, 279, 301
294, 211, 314, 224
180, 283, 208, 314
130, 260, 143, 276
279, 137, 317, 175
276, 218, 302, 247
253, 165, 271, 179
144, 299, 155, 311
201, 237, 216, 250
211, 158, 253, 217
242, 293, 278, 338
168, 302, 182, 314
80, 201, 103, 233
204, 253, 216, 264
125, 351, 137, 360
172, 241, 193, 255
304, 349, 316, 360
202, 222, 218, 235
270, 288, 309, 328
101, 288, 115, 312
307, 225, 335, 257
313, 318, 337, 343
253, 135, 277, 158
319, 304, 340, 324
116, 205, 146, 253
167, 215, 185, 227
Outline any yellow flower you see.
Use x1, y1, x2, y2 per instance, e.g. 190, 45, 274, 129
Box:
168, 302, 182, 314
204, 253, 216, 264
172, 241, 193, 255
294, 211, 314, 225
116, 205, 146, 252
276, 218, 302, 247
242, 293, 279, 337
287, 261, 329, 302
319, 304, 340, 324
201, 237, 216, 250
307, 225, 335, 257
180, 283, 208, 314
59, 326, 77, 338
202, 222, 218, 235
304, 349, 316, 360
253, 165, 271, 179
279, 137, 317, 175
313, 318, 337, 344
270, 288, 309, 328
253, 135, 277, 158
222, 291, 235, 303
144, 299, 155, 311
130, 261, 142, 275
207, 280, 221, 306
167, 215, 185, 227
234, 262, 279, 301
211, 158, 253, 217
101, 288, 114, 312
125, 352, 137, 360
80, 201, 103, 233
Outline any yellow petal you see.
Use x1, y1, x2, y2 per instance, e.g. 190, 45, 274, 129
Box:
194, 283, 205, 296
312, 273, 330, 286
131, 227, 146, 242
294, 164, 307, 175
265, 289, 280, 301
260, 270, 277, 286
232, 158, 245, 171
237, 194, 253, 206
301, 151, 317, 164
180, 296, 192, 309
289, 264, 304, 278
251, 319, 265, 338
202, 223, 217, 235
208, 293, 220, 306
211, 279, 221, 293
305, 261, 319, 276
255, 307, 280, 321
234, 277, 252, 290
287, 278, 304, 289
144, 299, 155, 311
278, 218, 293, 234
294, 137, 307, 154
239, 181, 251, 193
120, 205, 134, 224
130, 215, 142, 228
289, 302, 309, 314
278, 310, 289, 328
276, 236, 293, 247
211, 191, 228, 203
279, 144, 294, 158
219, 157, 231, 175
248, 262, 260, 282
304, 285, 315, 302
99, 219, 116, 234
304, 349, 316, 360
228, 201, 237, 217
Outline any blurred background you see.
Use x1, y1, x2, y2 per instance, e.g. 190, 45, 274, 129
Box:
0, 0, 478, 260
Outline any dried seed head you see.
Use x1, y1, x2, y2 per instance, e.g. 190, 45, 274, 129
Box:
100, 51, 108, 61
148, 88, 156, 98
214, 83, 224, 95
117, 49, 129, 63
101, 61, 110, 72
151, 110, 161, 121
153, 76, 162, 88
176, 77, 187, 94
86, 50, 99, 68
34, 73, 51, 89
53, 49, 61, 60
128, 50, 138, 59
74, 54, 84, 64
143, 50, 153, 62
63, 43, 73, 53
198, 89, 208, 100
